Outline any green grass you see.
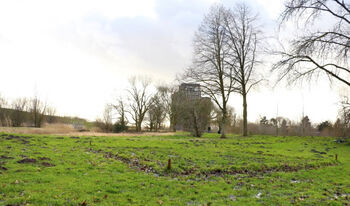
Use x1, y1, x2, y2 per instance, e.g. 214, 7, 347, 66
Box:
0, 132, 349, 205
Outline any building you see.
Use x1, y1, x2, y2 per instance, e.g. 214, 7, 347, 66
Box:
174, 83, 212, 132
178, 83, 201, 99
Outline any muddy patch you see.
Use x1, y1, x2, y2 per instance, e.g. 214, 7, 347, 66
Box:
0, 155, 13, 160
21, 139, 30, 144
5, 135, 21, 140
17, 158, 37, 164
89, 148, 157, 174
41, 162, 55, 167
310, 149, 327, 155
0, 166, 8, 170
89, 148, 338, 178
39, 157, 51, 161
4, 135, 31, 144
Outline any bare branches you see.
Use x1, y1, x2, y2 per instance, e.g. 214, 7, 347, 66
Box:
11, 98, 28, 127
126, 76, 153, 132
224, 3, 263, 95
183, 5, 237, 138
183, 3, 263, 137
281, 0, 350, 25
223, 3, 263, 136
112, 97, 128, 126
275, 0, 350, 87
274, 53, 350, 86
29, 96, 47, 128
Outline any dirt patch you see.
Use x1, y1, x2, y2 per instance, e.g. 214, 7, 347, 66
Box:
193, 162, 336, 177
3, 135, 30, 144
89, 148, 338, 178
5, 135, 21, 140
310, 149, 327, 154
39, 157, 51, 161
41, 162, 55, 167
17, 158, 37, 164
21, 139, 30, 144
90, 149, 157, 174
0, 166, 7, 170
0, 155, 13, 160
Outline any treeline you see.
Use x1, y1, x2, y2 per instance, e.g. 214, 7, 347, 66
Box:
95, 76, 350, 138
94, 77, 216, 136
0, 94, 88, 128
248, 115, 350, 138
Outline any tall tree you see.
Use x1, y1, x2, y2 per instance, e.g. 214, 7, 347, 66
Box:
10, 98, 28, 127
0, 94, 8, 126
148, 93, 166, 132
126, 76, 152, 132
103, 104, 113, 132
45, 106, 57, 124
157, 85, 178, 132
184, 5, 236, 138
174, 94, 213, 137
224, 3, 263, 136
112, 97, 128, 131
0, 93, 7, 109
29, 95, 46, 128
274, 0, 350, 86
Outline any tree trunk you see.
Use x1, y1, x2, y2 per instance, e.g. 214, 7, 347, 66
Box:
172, 124, 176, 132
192, 109, 200, 137
136, 120, 141, 132
170, 114, 177, 132
242, 92, 248, 136
220, 108, 227, 139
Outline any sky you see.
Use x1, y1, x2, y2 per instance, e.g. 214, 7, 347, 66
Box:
0, 0, 345, 124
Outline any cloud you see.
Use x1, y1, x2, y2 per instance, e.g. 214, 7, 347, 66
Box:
0, 0, 340, 122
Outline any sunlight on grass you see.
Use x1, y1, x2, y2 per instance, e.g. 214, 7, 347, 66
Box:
0, 132, 349, 205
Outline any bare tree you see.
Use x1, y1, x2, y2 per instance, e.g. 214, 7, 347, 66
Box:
45, 106, 57, 124
157, 85, 178, 131
274, 0, 350, 87
338, 96, 350, 137
29, 96, 47, 128
112, 97, 128, 132
212, 105, 235, 133
224, 3, 263, 136
300, 115, 312, 136
10, 98, 28, 127
184, 5, 236, 138
103, 104, 113, 132
126, 76, 153, 132
174, 94, 213, 137
0, 94, 8, 126
148, 93, 166, 132
0, 93, 7, 109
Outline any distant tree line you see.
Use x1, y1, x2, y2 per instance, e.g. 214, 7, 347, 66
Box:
254, 109, 350, 138
96, 76, 214, 136
0, 93, 88, 129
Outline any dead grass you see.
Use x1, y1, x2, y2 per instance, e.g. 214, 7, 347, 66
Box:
0, 125, 175, 136
0, 124, 75, 134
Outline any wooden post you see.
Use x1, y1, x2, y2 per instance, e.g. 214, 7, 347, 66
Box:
167, 159, 171, 170
335, 154, 338, 161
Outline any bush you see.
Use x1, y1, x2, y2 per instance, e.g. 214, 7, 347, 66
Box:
113, 122, 128, 133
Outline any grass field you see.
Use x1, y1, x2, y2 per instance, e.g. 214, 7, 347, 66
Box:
0, 132, 349, 205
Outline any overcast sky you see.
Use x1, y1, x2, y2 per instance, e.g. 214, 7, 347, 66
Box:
0, 0, 345, 123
